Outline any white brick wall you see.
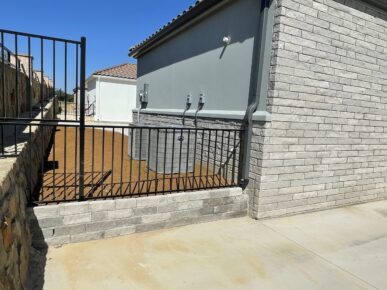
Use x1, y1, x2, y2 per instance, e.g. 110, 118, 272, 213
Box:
255, 0, 387, 218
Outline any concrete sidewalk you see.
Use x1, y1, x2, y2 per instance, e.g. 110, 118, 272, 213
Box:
38, 200, 387, 290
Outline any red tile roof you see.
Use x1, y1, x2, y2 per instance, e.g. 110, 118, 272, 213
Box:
94, 63, 137, 80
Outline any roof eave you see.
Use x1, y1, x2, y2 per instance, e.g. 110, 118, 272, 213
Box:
129, 0, 387, 58
364, 0, 387, 11
94, 74, 137, 81
129, 0, 227, 58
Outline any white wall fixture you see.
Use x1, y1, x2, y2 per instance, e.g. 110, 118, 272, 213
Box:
222, 36, 231, 45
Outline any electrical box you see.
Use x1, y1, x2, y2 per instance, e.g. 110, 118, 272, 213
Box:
142, 84, 149, 103
186, 94, 192, 106
199, 94, 205, 105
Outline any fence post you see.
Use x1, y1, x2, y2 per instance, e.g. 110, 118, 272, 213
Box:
238, 129, 244, 186
79, 36, 86, 201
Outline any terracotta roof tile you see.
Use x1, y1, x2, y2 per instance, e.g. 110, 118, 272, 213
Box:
94, 63, 137, 80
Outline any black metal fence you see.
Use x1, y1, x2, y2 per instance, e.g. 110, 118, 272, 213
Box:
35, 124, 243, 203
0, 28, 244, 205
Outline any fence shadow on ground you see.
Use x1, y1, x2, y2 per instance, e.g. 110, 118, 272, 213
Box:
37, 170, 231, 203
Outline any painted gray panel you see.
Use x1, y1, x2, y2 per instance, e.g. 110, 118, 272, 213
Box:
136, 0, 260, 112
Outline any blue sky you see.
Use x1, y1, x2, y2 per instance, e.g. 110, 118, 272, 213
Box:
0, 0, 194, 79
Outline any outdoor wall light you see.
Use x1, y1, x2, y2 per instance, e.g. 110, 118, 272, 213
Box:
222, 36, 231, 45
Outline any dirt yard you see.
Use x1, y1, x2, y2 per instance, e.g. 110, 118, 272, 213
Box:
38, 127, 229, 202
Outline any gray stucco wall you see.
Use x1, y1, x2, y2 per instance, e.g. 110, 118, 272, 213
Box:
136, 0, 260, 113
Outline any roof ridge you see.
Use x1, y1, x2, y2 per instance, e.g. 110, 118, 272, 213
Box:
94, 62, 133, 75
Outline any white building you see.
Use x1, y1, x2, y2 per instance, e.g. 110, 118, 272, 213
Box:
85, 63, 137, 123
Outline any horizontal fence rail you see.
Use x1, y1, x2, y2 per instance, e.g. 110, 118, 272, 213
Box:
0, 122, 243, 204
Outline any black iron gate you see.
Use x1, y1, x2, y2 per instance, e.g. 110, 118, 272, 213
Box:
0, 29, 87, 203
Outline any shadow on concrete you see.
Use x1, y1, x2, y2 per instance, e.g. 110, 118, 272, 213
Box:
26, 210, 48, 290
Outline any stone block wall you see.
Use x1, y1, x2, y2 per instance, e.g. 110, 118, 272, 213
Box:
0, 101, 56, 290
27, 188, 247, 247
255, 0, 387, 218
1, 63, 51, 118
0, 158, 31, 289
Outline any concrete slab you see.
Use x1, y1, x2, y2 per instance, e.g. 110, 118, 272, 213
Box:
37, 201, 387, 290
262, 200, 387, 290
